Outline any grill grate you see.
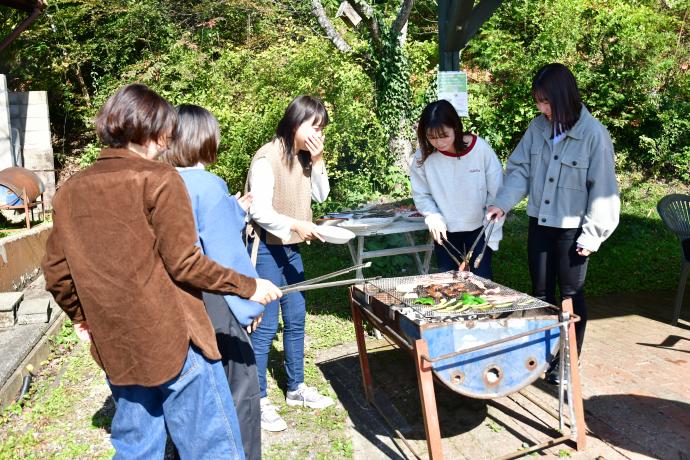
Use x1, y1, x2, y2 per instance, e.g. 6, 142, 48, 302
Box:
364, 271, 552, 322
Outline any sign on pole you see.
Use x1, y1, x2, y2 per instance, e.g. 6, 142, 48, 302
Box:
437, 71, 468, 117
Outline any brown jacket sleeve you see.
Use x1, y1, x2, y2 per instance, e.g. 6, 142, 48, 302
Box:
149, 169, 257, 298
42, 209, 86, 323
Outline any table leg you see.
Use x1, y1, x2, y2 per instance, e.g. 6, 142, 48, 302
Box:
422, 233, 434, 274
413, 339, 443, 460
404, 232, 426, 275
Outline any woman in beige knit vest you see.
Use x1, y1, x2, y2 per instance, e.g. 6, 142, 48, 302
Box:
245, 96, 334, 432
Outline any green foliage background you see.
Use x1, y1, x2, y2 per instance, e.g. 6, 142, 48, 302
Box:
1, 0, 689, 205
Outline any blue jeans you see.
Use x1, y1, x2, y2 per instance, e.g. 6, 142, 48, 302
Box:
108, 344, 245, 460
249, 239, 306, 397
434, 226, 493, 279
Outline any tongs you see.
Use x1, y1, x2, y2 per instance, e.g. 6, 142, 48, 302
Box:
438, 237, 466, 270
473, 219, 497, 269
280, 262, 379, 294
441, 218, 497, 272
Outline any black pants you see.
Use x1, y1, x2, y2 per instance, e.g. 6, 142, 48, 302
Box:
527, 218, 588, 355
203, 292, 261, 460
434, 226, 493, 280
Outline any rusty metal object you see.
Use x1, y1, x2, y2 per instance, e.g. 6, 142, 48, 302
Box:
0, 167, 44, 204
0, 167, 46, 229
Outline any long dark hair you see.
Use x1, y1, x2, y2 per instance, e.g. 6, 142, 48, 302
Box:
532, 63, 582, 136
416, 100, 469, 165
275, 95, 329, 168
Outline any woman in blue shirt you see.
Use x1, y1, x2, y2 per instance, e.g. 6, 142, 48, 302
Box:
160, 104, 265, 460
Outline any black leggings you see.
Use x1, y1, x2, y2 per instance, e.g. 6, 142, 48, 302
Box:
202, 292, 261, 460
527, 218, 588, 355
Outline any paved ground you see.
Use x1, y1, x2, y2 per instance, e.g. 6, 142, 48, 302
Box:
317, 291, 690, 460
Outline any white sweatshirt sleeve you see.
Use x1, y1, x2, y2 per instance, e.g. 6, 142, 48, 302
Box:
247, 158, 294, 241
482, 140, 505, 251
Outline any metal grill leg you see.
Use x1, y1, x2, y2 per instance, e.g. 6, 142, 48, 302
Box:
413, 339, 443, 460
562, 298, 586, 450
351, 293, 375, 403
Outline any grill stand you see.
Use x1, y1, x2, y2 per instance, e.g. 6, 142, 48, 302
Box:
350, 290, 587, 459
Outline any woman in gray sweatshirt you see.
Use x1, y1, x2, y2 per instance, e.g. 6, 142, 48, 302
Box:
487, 63, 620, 382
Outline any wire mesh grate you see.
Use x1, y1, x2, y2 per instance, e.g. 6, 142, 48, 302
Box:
364, 271, 552, 322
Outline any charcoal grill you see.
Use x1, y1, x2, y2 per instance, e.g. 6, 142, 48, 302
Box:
349, 271, 586, 459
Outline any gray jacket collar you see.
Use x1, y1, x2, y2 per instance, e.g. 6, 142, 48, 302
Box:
539, 104, 591, 141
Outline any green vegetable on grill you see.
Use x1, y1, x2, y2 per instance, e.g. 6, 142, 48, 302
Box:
414, 297, 436, 305
461, 292, 488, 306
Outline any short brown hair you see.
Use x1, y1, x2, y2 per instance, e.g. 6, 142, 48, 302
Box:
95, 84, 177, 148
160, 104, 220, 167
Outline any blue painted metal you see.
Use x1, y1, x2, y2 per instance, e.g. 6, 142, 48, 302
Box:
422, 317, 561, 398
0, 185, 22, 206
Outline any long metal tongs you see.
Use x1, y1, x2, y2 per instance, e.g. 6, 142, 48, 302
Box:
280, 261, 373, 294
474, 219, 497, 269
281, 276, 381, 294
438, 236, 466, 270
458, 219, 493, 270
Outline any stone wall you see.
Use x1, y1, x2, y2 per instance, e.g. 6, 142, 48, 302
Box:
0, 223, 51, 292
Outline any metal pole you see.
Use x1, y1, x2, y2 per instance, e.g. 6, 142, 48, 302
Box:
438, 0, 460, 71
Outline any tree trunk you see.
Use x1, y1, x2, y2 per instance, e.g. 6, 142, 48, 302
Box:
311, 0, 352, 53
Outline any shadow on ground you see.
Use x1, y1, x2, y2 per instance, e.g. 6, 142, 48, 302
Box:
318, 344, 490, 458
584, 394, 690, 460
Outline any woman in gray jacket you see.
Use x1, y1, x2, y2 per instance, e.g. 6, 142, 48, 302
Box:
487, 63, 620, 383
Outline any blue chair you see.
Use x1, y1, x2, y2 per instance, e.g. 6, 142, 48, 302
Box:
657, 194, 690, 326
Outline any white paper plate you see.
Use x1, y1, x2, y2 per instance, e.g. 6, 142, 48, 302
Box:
338, 217, 397, 232
315, 225, 356, 244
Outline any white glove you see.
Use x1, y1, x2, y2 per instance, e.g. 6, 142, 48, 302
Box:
425, 214, 447, 244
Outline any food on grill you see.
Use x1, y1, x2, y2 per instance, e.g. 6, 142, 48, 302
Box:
417, 283, 482, 300
414, 297, 436, 305
482, 294, 521, 304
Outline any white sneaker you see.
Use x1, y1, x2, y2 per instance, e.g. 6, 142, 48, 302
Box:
285, 383, 334, 409
260, 397, 287, 432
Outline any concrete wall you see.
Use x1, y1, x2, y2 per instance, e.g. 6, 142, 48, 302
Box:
0, 74, 56, 208
0, 76, 12, 171
9, 91, 55, 207
0, 223, 51, 292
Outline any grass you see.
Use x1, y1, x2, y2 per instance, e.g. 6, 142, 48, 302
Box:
0, 176, 684, 459
0, 321, 114, 460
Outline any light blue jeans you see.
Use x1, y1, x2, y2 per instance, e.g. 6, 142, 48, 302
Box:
108, 344, 245, 460
249, 239, 306, 397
